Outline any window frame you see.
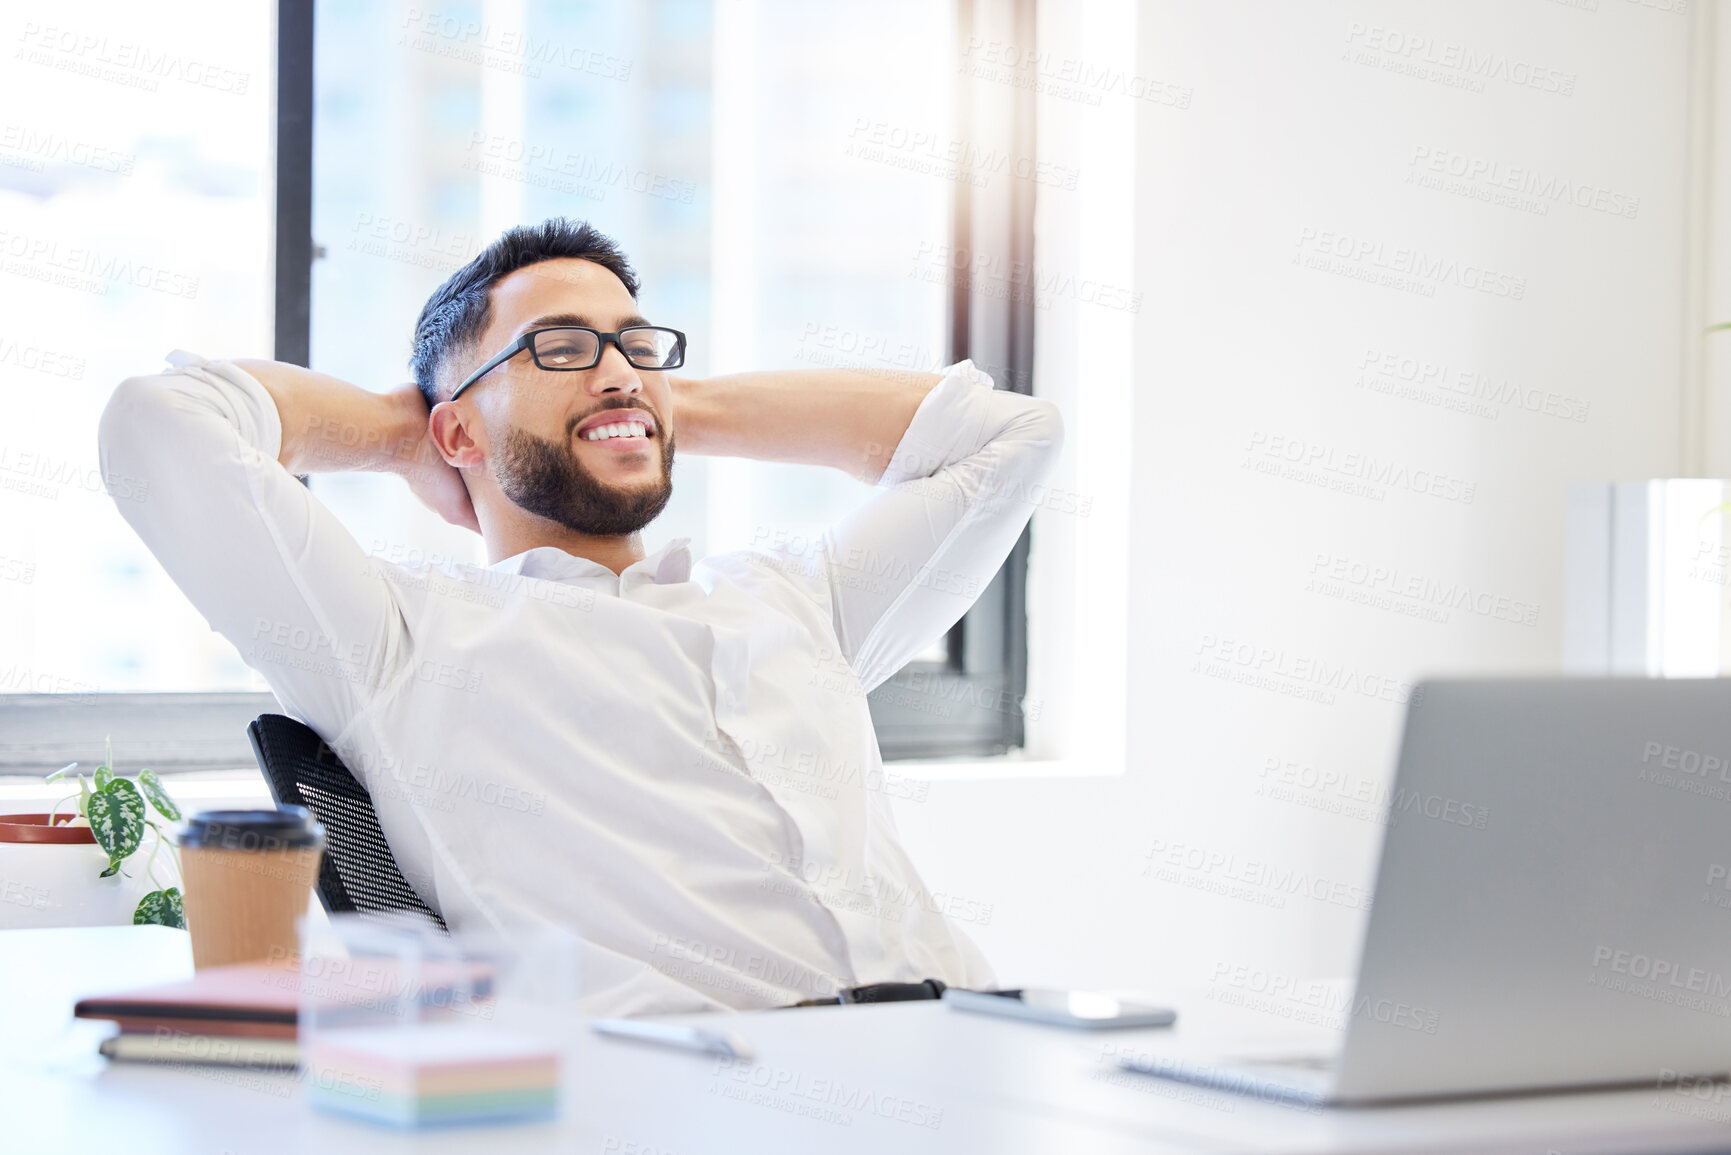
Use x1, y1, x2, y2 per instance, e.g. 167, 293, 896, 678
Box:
274, 0, 315, 366
864, 0, 1039, 759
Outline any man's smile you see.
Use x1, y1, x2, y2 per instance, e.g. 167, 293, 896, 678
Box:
572, 406, 658, 451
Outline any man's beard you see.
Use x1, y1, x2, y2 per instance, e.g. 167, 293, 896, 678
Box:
495, 416, 674, 536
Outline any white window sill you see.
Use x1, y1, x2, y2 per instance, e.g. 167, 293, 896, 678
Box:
0, 769, 272, 813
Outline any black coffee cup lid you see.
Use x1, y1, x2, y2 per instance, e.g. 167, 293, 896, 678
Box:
178, 806, 325, 851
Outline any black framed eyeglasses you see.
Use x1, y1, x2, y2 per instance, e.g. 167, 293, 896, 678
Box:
449, 325, 687, 401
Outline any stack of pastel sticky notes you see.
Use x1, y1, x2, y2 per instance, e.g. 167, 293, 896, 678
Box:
303, 1024, 559, 1127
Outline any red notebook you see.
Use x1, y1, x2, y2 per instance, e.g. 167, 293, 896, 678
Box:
75, 960, 301, 1039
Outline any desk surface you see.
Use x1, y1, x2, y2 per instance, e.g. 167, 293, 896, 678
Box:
5, 926, 1731, 1155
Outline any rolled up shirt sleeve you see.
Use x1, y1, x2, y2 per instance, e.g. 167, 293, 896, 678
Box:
819, 360, 1065, 692
97, 351, 410, 738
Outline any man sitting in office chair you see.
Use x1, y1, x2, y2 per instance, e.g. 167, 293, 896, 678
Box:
99, 217, 1063, 1016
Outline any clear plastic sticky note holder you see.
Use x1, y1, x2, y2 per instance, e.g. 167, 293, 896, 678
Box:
298, 913, 577, 1129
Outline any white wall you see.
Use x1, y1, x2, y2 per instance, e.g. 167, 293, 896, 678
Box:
896, 0, 1697, 997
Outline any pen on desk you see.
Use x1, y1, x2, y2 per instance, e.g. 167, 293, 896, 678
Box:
590, 1018, 755, 1061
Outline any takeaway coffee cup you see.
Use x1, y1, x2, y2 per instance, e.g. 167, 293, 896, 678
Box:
178, 807, 325, 970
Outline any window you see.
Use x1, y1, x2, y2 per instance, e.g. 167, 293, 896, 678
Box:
0, 0, 276, 697
0, 0, 1040, 762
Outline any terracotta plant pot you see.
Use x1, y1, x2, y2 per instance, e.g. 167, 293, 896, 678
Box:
0, 812, 167, 929
0, 813, 98, 844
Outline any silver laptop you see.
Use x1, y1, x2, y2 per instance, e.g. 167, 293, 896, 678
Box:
1126, 677, 1731, 1106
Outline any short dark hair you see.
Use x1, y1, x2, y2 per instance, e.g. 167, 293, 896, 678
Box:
409, 218, 640, 408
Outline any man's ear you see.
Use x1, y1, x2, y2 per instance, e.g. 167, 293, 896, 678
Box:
428, 400, 486, 469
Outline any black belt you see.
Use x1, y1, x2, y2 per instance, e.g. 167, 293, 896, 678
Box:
783, 978, 949, 1007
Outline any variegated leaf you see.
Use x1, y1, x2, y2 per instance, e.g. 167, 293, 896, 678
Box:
86, 783, 144, 861
136, 769, 182, 821
133, 888, 185, 929
93, 764, 112, 791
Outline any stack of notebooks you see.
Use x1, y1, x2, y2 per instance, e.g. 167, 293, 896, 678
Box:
76, 961, 562, 1127
75, 960, 300, 1069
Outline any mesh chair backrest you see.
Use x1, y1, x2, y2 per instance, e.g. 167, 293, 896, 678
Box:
247, 714, 447, 933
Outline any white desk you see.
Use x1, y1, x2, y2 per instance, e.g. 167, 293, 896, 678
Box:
6, 926, 1731, 1155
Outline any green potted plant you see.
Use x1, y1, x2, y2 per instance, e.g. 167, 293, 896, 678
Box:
39, 740, 185, 928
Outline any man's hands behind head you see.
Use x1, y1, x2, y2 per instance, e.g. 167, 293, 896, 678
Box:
386, 381, 480, 533
233, 360, 480, 534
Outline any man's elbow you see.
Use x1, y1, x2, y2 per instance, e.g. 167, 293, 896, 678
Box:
99, 376, 158, 460
1023, 396, 1064, 452
97, 375, 180, 507
1008, 395, 1065, 473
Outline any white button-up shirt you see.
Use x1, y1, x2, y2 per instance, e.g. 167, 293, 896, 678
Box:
99, 353, 1063, 1015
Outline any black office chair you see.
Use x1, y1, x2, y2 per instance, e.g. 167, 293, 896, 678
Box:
247, 713, 448, 933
